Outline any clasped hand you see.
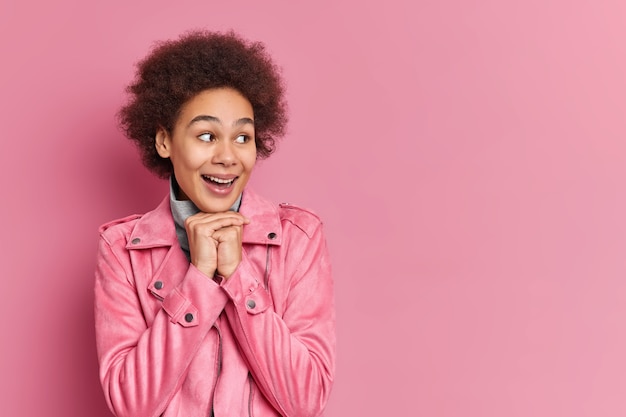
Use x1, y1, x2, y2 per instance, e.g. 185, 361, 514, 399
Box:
185, 211, 250, 279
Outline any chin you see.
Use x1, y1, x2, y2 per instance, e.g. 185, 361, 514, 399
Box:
197, 200, 236, 214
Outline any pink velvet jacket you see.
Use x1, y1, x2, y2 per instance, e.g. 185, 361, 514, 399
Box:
94, 189, 335, 417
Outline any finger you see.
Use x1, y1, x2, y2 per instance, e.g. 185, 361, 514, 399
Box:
187, 221, 244, 239
212, 225, 243, 243
185, 215, 249, 232
187, 211, 249, 223
185, 214, 247, 233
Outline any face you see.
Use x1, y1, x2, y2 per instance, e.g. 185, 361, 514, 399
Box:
155, 87, 257, 213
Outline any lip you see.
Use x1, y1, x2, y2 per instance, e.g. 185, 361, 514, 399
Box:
203, 173, 239, 180
201, 174, 239, 197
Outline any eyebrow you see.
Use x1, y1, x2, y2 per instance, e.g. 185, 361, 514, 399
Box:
187, 115, 254, 128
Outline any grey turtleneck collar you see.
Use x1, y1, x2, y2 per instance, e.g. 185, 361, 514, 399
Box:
169, 176, 242, 260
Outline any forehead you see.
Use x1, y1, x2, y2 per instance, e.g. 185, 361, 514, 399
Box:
178, 88, 254, 122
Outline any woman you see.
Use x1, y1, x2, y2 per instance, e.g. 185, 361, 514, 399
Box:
94, 30, 335, 417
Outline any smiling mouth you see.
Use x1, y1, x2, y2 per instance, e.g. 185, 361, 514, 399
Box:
202, 175, 237, 188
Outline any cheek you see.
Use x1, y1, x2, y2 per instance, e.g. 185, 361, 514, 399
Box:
243, 151, 257, 173
173, 147, 203, 170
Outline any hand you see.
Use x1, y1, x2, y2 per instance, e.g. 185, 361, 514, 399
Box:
185, 212, 250, 279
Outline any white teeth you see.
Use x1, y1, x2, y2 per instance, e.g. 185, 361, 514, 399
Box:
204, 175, 235, 184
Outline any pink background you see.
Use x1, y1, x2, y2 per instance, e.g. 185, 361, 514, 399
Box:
2, 1, 626, 415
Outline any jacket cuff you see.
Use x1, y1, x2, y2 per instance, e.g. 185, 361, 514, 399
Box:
220, 251, 272, 315
162, 288, 199, 327
161, 264, 228, 326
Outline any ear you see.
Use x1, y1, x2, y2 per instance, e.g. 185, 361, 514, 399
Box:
155, 127, 172, 158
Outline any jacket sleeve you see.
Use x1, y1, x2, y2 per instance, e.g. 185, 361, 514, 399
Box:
94, 235, 229, 417
220, 220, 336, 417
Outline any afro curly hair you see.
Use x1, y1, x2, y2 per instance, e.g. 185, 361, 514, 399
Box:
118, 30, 288, 178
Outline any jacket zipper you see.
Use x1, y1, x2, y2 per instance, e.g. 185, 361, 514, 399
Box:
247, 372, 254, 417
210, 323, 223, 417
263, 245, 271, 290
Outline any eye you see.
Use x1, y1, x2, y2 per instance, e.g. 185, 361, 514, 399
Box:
234, 134, 251, 144
198, 132, 214, 142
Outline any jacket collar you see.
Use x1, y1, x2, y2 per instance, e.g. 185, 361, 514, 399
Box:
126, 188, 282, 250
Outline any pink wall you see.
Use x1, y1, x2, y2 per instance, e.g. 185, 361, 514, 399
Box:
2, 1, 626, 415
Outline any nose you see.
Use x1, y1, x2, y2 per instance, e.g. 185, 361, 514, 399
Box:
212, 140, 237, 166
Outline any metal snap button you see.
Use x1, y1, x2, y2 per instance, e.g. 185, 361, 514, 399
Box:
154, 281, 163, 290
131, 238, 141, 244
246, 300, 256, 309
267, 232, 277, 240
184, 313, 194, 323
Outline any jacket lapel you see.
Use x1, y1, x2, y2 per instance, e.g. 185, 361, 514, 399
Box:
125, 196, 188, 299
239, 189, 283, 246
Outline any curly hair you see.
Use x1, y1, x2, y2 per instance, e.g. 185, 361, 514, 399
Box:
118, 30, 288, 178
